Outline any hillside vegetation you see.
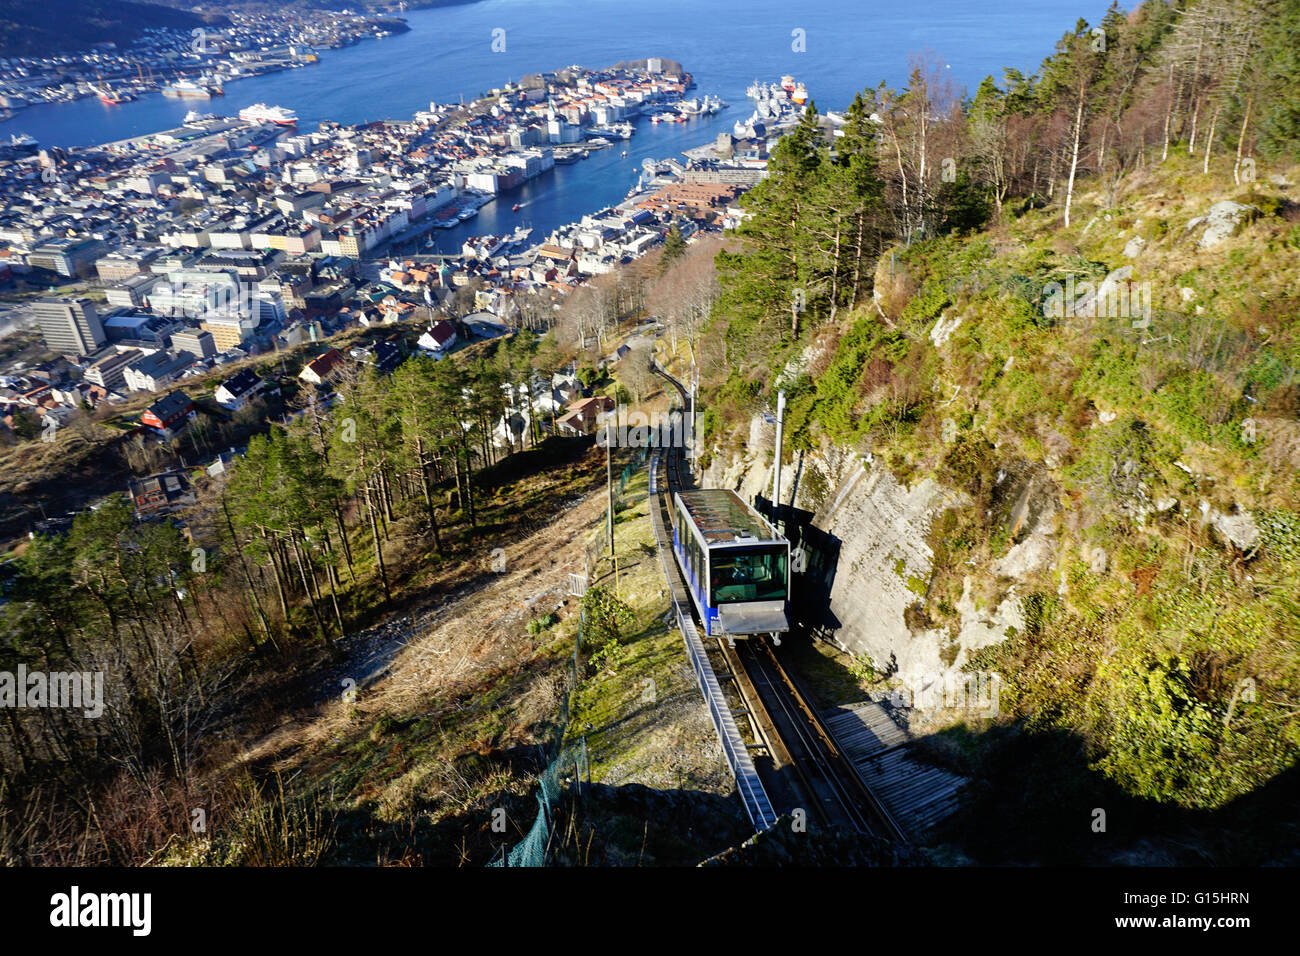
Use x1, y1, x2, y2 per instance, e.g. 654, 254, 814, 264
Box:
0, 1, 211, 57
691, 0, 1300, 849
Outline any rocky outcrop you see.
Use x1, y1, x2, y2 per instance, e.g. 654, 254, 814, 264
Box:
993, 532, 1055, 579
1200, 501, 1261, 552
702, 394, 1032, 701
1186, 201, 1260, 250
930, 312, 963, 348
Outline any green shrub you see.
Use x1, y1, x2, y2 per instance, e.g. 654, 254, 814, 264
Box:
526, 611, 559, 635
580, 585, 634, 646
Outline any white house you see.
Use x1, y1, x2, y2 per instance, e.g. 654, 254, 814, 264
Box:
416, 319, 457, 355
214, 368, 265, 410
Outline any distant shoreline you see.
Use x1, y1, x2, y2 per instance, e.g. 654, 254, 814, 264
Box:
0, 0, 483, 59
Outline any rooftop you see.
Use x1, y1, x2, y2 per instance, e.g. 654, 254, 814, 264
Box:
676, 489, 782, 546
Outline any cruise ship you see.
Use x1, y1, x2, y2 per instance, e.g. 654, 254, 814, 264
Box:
588, 122, 634, 140
239, 104, 299, 126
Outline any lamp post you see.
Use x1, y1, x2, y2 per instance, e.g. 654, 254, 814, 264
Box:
689, 363, 698, 472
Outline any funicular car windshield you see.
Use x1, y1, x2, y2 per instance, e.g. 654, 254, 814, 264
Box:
709, 545, 788, 604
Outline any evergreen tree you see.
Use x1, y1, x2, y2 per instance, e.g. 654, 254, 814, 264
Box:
660, 224, 687, 273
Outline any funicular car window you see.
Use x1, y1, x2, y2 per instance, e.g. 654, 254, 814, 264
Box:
710, 546, 787, 604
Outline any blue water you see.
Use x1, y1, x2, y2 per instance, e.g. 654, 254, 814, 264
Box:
2, 0, 1112, 250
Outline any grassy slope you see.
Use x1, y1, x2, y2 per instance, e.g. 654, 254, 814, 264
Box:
559, 462, 749, 865
149, 361, 746, 866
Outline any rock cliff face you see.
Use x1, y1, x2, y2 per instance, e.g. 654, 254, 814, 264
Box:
701, 418, 1023, 697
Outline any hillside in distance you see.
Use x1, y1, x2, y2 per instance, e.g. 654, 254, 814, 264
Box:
0, 0, 216, 57
140, 0, 482, 16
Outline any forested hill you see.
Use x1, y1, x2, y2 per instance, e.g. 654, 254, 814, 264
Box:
0, 1, 213, 57
694, 0, 1300, 854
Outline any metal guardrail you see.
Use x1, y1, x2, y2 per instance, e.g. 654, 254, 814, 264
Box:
649, 450, 778, 833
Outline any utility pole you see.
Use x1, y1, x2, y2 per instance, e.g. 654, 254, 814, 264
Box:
605, 408, 614, 557
771, 389, 786, 515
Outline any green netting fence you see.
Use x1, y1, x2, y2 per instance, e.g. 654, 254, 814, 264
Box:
586, 447, 649, 573
487, 612, 586, 867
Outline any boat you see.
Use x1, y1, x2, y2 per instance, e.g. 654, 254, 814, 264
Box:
700, 94, 727, 115
512, 203, 521, 212
8, 132, 38, 154
92, 77, 132, 105
791, 82, 808, 105
621, 150, 628, 158
650, 114, 663, 124
781, 75, 796, 93
239, 103, 299, 126
462, 234, 509, 259
162, 78, 217, 99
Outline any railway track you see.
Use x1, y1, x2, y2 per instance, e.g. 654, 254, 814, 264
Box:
650, 364, 908, 842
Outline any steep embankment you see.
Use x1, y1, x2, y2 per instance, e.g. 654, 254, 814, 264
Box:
697, 154, 1300, 858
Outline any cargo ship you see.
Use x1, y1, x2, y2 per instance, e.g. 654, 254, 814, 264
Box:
239, 103, 299, 126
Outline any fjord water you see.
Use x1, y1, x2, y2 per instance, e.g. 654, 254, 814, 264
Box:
2, 0, 1110, 249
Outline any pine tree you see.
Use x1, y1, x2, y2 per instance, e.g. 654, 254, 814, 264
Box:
660, 224, 687, 273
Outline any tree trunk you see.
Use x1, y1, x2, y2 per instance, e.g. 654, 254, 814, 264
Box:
363, 481, 392, 604
1233, 96, 1252, 184
261, 528, 291, 624
1064, 87, 1085, 228
415, 436, 442, 551
333, 503, 355, 583
1202, 104, 1219, 175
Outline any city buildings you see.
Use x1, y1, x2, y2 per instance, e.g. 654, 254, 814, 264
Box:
2, 59, 775, 453
34, 298, 106, 356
